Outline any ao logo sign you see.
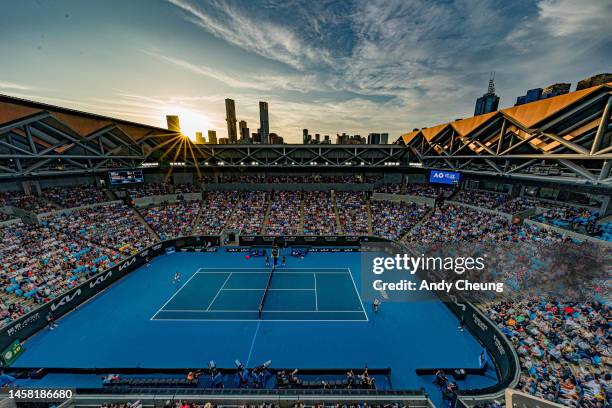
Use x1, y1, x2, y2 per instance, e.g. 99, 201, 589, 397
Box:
432, 171, 457, 180
429, 170, 460, 184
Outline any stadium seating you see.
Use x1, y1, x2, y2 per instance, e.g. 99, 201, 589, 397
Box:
194, 191, 237, 235
0, 181, 609, 408
303, 191, 337, 235
142, 201, 201, 240
224, 191, 268, 234
453, 189, 509, 209
121, 183, 172, 199
0, 191, 57, 213
336, 192, 370, 235
264, 191, 301, 235
40, 202, 156, 255
371, 200, 428, 240
43, 185, 110, 209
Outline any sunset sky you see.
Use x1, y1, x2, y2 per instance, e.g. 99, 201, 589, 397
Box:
1, 0, 610, 142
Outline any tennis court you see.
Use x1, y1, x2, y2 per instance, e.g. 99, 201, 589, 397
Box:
151, 267, 368, 321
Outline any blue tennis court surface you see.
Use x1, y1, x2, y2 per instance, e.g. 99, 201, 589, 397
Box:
13, 250, 498, 395
152, 268, 367, 321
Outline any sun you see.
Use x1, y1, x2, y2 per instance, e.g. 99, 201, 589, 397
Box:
162, 106, 214, 141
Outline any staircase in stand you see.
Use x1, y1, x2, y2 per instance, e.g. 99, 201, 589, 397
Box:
191, 194, 206, 235
366, 197, 373, 234
259, 191, 274, 235
401, 206, 435, 241
331, 190, 342, 234
298, 191, 305, 234
131, 206, 161, 242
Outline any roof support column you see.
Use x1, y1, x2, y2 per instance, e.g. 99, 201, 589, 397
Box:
496, 118, 506, 155
591, 95, 612, 155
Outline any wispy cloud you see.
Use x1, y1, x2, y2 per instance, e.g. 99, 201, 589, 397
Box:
0, 82, 37, 91
3, 0, 610, 142
167, 0, 334, 70
143, 49, 325, 93
537, 0, 612, 37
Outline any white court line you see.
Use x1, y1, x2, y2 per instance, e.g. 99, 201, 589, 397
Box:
197, 267, 350, 270
196, 269, 349, 275
205, 273, 233, 311
347, 267, 369, 322
151, 267, 367, 322
221, 288, 315, 291
159, 309, 364, 313
152, 318, 368, 322
161, 309, 259, 312
313, 273, 318, 311
150, 269, 208, 320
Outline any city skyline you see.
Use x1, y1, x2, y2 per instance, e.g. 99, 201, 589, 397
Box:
1, 0, 611, 142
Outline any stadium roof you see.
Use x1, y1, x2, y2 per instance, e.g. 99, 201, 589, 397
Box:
401, 84, 610, 145
0, 94, 175, 141
399, 83, 612, 187
0, 94, 408, 176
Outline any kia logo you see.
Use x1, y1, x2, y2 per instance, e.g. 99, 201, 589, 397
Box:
89, 271, 113, 288
51, 289, 82, 312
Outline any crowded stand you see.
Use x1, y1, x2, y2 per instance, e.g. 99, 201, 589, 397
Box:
403, 204, 571, 244
0, 180, 609, 408
0, 221, 121, 327
404, 204, 498, 243
141, 201, 201, 240
533, 205, 598, 231
225, 191, 268, 234
174, 183, 202, 194
370, 200, 428, 240
0, 212, 16, 222
264, 191, 301, 235
42, 185, 109, 209
302, 191, 337, 235
0, 191, 57, 213
336, 192, 370, 235
194, 191, 236, 235
40, 202, 155, 255
375, 183, 452, 198
486, 299, 610, 407
497, 196, 544, 214
404, 183, 453, 198
119, 182, 172, 199
594, 221, 612, 242
215, 175, 379, 184
452, 189, 509, 209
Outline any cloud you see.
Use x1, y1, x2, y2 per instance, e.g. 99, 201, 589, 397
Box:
5, 0, 609, 143
142, 50, 271, 90
537, 0, 612, 37
167, 0, 334, 70
143, 49, 326, 93
0, 82, 37, 91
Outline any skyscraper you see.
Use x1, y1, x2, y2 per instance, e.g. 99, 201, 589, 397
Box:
474, 73, 500, 116
195, 131, 205, 144
259, 101, 269, 144
303, 129, 309, 144
166, 115, 181, 133
225, 99, 237, 144
541, 83, 571, 98
515, 88, 543, 106
576, 73, 612, 90
207, 130, 217, 144
239, 120, 247, 140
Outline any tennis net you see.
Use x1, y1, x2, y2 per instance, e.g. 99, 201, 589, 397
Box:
258, 267, 275, 318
